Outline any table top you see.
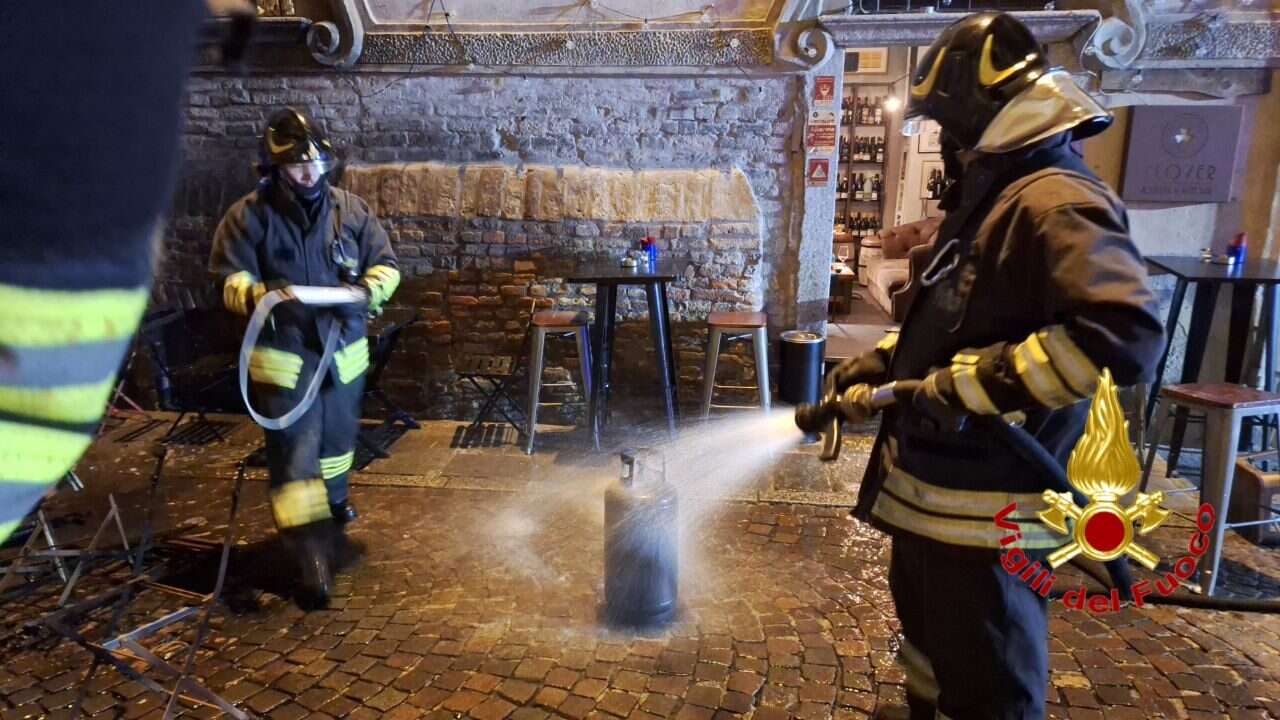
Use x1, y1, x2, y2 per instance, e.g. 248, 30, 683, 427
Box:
1146, 255, 1280, 284
566, 259, 684, 283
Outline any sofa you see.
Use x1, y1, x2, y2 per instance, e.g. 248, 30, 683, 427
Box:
863, 217, 941, 322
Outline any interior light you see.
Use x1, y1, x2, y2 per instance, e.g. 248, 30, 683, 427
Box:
883, 96, 902, 113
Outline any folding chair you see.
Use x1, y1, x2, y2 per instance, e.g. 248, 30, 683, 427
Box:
356, 312, 421, 462
140, 309, 243, 445
456, 322, 532, 440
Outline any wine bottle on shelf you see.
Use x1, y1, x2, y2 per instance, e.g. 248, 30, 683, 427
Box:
874, 138, 883, 163
857, 97, 867, 125
838, 176, 848, 195
874, 97, 883, 126
839, 140, 849, 163
857, 174, 867, 201
869, 174, 879, 202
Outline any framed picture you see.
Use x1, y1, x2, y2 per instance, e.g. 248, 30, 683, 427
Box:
845, 47, 889, 75
919, 159, 945, 200
917, 120, 942, 154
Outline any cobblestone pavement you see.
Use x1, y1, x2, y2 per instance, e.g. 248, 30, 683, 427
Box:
2, 415, 1279, 719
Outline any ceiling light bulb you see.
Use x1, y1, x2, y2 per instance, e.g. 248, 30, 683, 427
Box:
729, 37, 740, 49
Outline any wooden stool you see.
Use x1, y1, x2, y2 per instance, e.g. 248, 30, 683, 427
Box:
701, 311, 770, 419
1142, 382, 1280, 594
526, 310, 592, 454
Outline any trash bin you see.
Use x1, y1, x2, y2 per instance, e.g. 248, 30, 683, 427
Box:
779, 330, 826, 406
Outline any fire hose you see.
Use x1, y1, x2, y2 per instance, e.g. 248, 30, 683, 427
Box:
239, 284, 366, 430
795, 380, 1280, 614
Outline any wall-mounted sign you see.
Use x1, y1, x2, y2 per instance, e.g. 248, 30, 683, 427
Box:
814, 76, 836, 108
1121, 105, 1242, 204
845, 47, 888, 75
807, 158, 831, 188
806, 110, 837, 154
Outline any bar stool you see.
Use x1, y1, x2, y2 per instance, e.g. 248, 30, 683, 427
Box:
526, 310, 593, 455
701, 311, 770, 419
1141, 382, 1280, 595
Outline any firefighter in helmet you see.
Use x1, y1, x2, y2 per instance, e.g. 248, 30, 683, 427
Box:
209, 108, 400, 608
829, 13, 1165, 719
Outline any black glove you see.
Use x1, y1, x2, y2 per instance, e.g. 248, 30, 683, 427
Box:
911, 368, 970, 432
829, 350, 888, 392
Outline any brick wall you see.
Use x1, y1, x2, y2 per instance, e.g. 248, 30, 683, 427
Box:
161, 73, 798, 418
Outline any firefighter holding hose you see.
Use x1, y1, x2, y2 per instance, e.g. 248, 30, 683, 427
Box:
820, 13, 1165, 719
209, 108, 400, 608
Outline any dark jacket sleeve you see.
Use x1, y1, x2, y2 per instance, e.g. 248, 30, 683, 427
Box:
352, 194, 400, 310
208, 198, 265, 315
946, 197, 1165, 414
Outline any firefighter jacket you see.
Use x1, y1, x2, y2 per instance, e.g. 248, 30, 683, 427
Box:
209, 181, 400, 394
851, 134, 1165, 554
0, 0, 207, 544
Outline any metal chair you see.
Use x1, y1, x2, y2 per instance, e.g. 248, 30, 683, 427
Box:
1142, 382, 1280, 595
701, 311, 770, 419
525, 310, 593, 454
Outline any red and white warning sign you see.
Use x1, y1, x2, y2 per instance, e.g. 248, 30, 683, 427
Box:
813, 76, 836, 107
807, 158, 831, 188
805, 110, 837, 153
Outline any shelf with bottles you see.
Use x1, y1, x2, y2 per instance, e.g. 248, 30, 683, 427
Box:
834, 212, 883, 244
840, 93, 890, 129
837, 172, 885, 204
837, 136, 886, 165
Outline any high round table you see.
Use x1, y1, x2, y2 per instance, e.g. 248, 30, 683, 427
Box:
567, 260, 684, 448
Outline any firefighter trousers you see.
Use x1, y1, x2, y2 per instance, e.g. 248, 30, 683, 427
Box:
889, 532, 1048, 720
254, 355, 365, 530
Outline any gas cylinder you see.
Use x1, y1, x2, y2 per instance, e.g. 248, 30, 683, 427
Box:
604, 449, 679, 628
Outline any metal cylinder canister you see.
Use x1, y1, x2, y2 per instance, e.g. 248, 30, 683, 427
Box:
603, 449, 679, 628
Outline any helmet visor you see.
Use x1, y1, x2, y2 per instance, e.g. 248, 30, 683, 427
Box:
901, 116, 928, 137
282, 160, 333, 188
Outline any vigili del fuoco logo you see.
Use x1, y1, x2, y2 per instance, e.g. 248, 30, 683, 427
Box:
993, 370, 1217, 614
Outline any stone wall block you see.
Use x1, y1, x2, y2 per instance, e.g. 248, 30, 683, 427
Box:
639, 170, 683, 221
501, 169, 526, 220
423, 163, 460, 218
711, 169, 757, 222
525, 166, 564, 222
375, 165, 404, 220
398, 163, 428, 216
562, 166, 600, 221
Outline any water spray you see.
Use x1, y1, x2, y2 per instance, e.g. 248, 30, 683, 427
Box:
603, 448, 679, 629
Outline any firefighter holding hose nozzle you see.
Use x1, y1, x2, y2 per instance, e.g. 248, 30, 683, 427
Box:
209, 109, 400, 608
800, 13, 1165, 719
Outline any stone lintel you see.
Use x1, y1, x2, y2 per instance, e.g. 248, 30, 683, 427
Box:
1100, 68, 1271, 98
1138, 11, 1280, 69
820, 9, 1101, 47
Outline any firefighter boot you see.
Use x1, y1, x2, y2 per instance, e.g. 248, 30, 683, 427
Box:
330, 500, 358, 525
281, 520, 334, 610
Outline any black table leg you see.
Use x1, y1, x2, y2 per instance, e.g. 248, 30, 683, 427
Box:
1167, 281, 1220, 475
602, 284, 618, 427
646, 282, 678, 437
658, 282, 680, 415
590, 286, 610, 451
1264, 285, 1280, 449
1147, 278, 1188, 420
1227, 282, 1259, 450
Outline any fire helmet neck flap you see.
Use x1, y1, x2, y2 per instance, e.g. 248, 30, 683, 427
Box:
259, 108, 339, 180
904, 12, 1112, 154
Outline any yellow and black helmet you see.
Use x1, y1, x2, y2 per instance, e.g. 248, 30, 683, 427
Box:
905, 12, 1111, 152
259, 107, 338, 171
